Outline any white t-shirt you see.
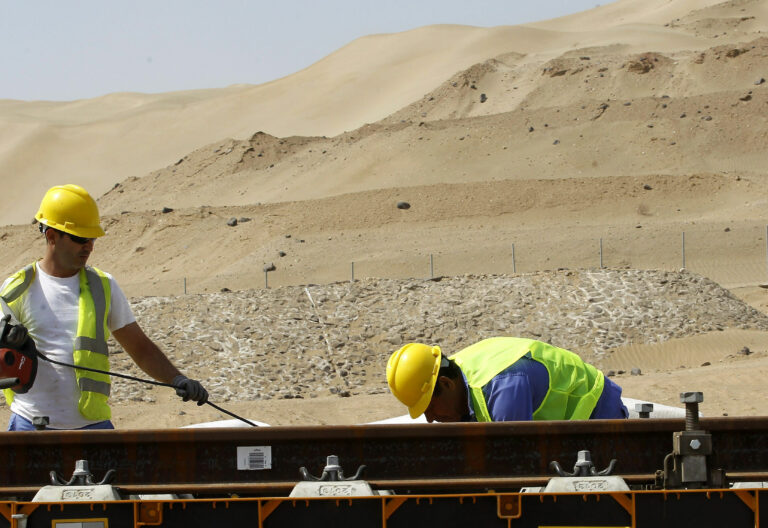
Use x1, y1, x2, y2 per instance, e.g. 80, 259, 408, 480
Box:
2, 265, 136, 429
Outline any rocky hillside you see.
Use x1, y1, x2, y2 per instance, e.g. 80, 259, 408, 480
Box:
107, 268, 768, 404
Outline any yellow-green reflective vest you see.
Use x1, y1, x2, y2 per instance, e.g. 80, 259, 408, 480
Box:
1, 262, 113, 421
449, 337, 604, 421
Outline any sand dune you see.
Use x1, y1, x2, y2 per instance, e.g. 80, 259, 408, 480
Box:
2, 0, 766, 226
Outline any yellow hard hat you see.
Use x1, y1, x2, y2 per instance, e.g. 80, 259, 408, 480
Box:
386, 343, 442, 418
35, 184, 105, 238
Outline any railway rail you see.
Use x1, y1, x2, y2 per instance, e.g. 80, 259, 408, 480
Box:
2, 416, 768, 491
2, 414, 768, 526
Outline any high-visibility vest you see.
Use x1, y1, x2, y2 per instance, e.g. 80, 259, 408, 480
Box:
1, 262, 113, 421
450, 337, 605, 421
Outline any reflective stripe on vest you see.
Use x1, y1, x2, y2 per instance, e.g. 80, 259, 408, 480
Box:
1, 263, 37, 407
73, 266, 112, 420
450, 337, 604, 422
1, 263, 112, 421
1, 263, 35, 305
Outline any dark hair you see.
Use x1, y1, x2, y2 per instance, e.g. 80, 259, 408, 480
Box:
432, 355, 462, 397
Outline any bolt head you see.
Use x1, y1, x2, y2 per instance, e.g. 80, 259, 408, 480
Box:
690, 439, 702, 450
680, 392, 703, 403
635, 403, 654, 412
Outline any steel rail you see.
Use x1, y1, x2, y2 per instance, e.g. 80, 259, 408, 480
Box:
1, 416, 767, 492
0, 475, 658, 498
5, 472, 768, 500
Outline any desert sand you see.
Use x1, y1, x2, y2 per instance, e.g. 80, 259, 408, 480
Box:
1, 0, 768, 428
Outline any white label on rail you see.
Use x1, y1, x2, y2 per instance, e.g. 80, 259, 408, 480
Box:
237, 446, 272, 470
318, 484, 353, 496
573, 479, 610, 491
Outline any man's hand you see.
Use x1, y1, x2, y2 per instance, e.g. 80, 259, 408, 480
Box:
172, 375, 209, 406
0, 314, 29, 348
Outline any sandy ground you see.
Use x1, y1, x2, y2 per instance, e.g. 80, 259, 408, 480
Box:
102, 321, 768, 428
2, 0, 768, 428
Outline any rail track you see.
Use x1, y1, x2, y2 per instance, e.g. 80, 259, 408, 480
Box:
2, 416, 768, 526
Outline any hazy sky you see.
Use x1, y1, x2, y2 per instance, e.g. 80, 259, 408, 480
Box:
1, 0, 605, 102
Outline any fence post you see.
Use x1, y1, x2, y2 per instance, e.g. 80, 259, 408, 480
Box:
600, 238, 604, 269
183, 277, 187, 295
512, 243, 516, 274
682, 231, 686, 269
265, 271, 269, 289
430, 254, 434, 279
351, 262, 355, 282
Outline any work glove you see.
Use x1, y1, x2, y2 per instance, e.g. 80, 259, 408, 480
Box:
0, 313, 29, 348
172, 374, 209, 406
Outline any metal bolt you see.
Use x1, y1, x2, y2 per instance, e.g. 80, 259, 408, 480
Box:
73, 460, 91, 477
32, 416, 49, 431
680, 392, 703, 403
324, 455, 343, 481
690, 439, 701, 450
635, 403, 654, 419
574, 450, 594, 475
680, 392, 703, 430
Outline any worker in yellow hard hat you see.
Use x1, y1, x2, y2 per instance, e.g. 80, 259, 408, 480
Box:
0, 184, 209, 431
387, 337, 628, 422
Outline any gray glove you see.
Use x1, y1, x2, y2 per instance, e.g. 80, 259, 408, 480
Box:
0, 313, 29, 348
172, 375, 209, 406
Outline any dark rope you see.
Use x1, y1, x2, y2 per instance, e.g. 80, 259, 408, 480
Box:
37, 351, 258, 427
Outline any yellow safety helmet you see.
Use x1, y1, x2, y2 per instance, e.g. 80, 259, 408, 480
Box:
386, 343, 442, 418
35, 184, 105, 238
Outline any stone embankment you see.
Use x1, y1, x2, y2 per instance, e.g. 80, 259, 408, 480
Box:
109, 268, 768, 404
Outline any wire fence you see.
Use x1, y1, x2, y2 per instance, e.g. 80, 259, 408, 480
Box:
119, 225, 768, 298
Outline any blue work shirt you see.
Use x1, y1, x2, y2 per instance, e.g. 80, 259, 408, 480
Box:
462, 354, 628, 422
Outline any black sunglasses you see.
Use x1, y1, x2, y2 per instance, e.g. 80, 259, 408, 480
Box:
40, 224, 94, 245
63, 232, 94, 245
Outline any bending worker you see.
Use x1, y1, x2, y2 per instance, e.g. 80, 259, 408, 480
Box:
1, 184, 208, 431
387, 337, 628, 422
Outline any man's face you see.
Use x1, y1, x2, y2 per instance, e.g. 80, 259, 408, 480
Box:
423, 376, 466, 423
50, 229, 94, 273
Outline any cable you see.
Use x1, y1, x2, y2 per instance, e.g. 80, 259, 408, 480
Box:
4, 296, 258, 427
36, 351, 258, 427
204, 401, 257, 425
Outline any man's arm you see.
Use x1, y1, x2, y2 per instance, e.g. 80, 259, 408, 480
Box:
111, 322, 181, 384
112, 322, 208, 404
